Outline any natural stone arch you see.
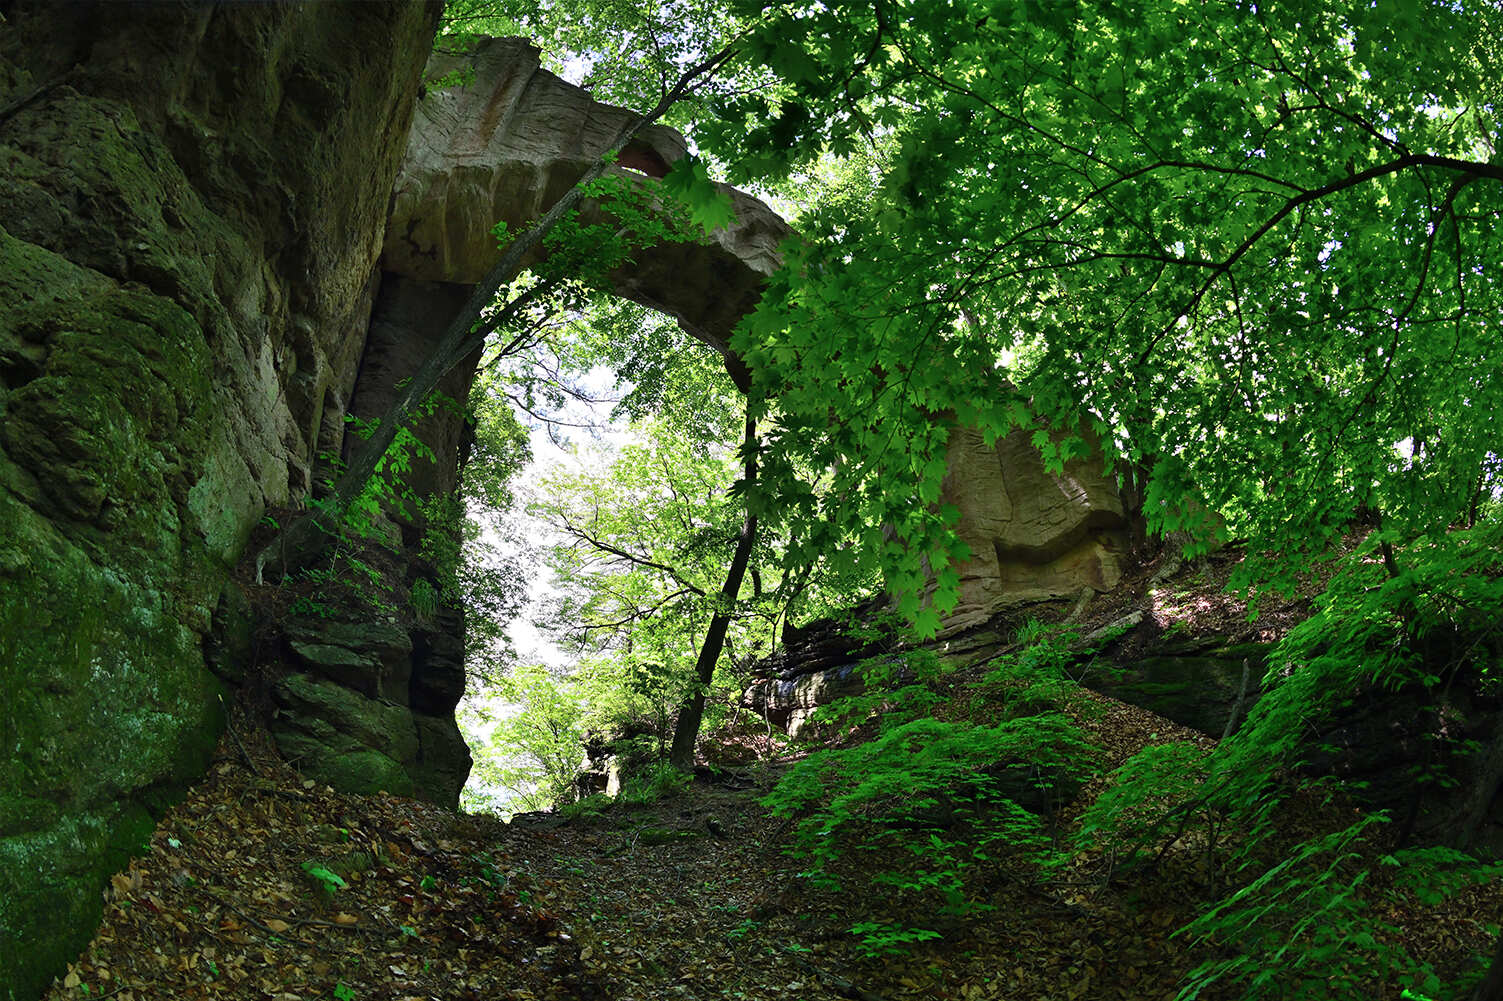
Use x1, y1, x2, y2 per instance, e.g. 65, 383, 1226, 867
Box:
266, 39, 792, 801
386, 37, 1127, 623
380, 37, 787, 387
269, 35, 1130, 802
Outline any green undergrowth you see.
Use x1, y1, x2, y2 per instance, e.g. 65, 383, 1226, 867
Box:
762, 624, 1106, 956
561, 761, 696, 823
754, 526, 1503, 994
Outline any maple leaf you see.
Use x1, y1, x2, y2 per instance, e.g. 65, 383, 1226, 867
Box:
662, 156, 736, 233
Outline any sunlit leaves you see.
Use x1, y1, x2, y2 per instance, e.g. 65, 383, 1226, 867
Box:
700, 0, 1502, 604
661, 155, 737, 232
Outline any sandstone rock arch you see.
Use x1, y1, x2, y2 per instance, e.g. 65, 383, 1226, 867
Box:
0, 14, 1127, 993
376, 36, 1128, 632
265, 36, 1129, 800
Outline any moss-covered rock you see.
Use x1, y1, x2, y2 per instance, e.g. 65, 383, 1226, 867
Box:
268, 670, 470, 802
1089, 644, 1269, 738
0, 498, 225, 1001
0, 2, 441, 996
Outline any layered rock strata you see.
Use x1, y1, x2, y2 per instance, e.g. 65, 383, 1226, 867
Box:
266, 274, 480, 805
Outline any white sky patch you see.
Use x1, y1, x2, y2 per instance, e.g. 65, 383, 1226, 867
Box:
460, 364, 638, 812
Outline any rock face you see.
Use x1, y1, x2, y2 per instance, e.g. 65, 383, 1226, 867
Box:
272, 607, 471, 804
940, 424, 1129, 634
0, 3, 440, 996
262, 273, 480, 806
1087, 637, 1268, 738
382, 36, 790, 386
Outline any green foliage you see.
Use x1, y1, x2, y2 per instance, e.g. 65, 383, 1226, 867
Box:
300, 861, 348, 896
272, 393, 479, 625
726, 916, 760, 941
558, 792, 613, 822
661, 155, 735, 232
438, 0, 754, 135
1072, 524, 1503, 998
978, 619, 1104, 711
1169, 817, 1503, 1001
409, 577, 439, 624
615, 759, 692, 806
465, 662, 587, 814
762, 637, 1099, 951
506, 339, 869, 788
1074, 741, 1211, 878
1175, 816, 1402, 1001
765, 712, 1092, 893
847, 920, 942, 958
1216, 523, 1503, 813
692, 0, 1503, 623
338, 402, 445, 536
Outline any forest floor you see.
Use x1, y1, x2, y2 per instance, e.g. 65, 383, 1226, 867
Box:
42, 682, 1500, 1001
39, 538, 1501, 1001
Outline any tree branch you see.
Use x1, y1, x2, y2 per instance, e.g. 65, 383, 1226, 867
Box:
560, 518, 708, 596
1136, 153, 1498, 368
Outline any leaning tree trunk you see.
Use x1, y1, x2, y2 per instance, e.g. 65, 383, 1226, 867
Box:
669, 408, 758, 770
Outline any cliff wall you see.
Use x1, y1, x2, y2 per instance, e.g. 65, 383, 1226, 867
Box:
0, 4, 440, 995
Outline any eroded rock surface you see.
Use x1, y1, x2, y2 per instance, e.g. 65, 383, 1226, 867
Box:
383, 36, 791, 385
261, 274, 480, 801
941, 424, 1129, 634
0, 4, 439, 995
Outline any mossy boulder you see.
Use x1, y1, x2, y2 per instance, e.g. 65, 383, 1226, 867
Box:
1088, 643, 1269, 737
270, 672, 470, 803
0, 499, 225, 1001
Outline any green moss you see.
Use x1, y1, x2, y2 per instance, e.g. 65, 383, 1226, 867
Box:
0, 2, 442, 990
0, 231, 226, 999
314, 750, 416, 798
0, 508, 227, 999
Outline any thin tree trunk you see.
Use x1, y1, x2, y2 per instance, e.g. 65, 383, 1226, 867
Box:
255, 43, 738, 582
669, 407, 758, 770
1453, 726, 1503, 852
1219, 658, 1251, 741
1475, 930, 1503, 1001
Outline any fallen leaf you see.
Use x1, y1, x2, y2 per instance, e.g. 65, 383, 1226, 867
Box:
264, 919, 291, 933
334, 912, 359, 926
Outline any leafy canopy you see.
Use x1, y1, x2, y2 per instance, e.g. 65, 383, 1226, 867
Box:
692, 0, 1502, 613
